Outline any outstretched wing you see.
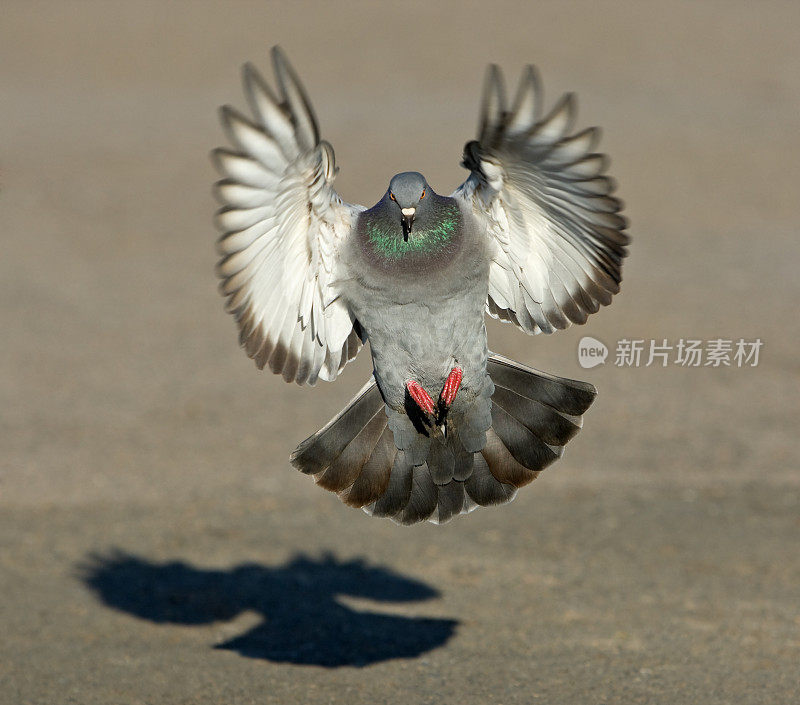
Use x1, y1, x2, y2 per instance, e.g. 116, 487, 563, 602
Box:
213, 47, 364, 385
452, 65, 629, 335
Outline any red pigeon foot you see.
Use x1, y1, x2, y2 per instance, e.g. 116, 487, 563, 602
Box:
405, 380, 435, 417
439, 367, 463, 407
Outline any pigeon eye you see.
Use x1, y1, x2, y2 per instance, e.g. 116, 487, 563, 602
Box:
390, 193, 396, 202
420, 189, 426, 199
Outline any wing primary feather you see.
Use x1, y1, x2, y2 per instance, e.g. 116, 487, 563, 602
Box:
219, 105, 286, 172
242, 61, 298, 159
271, 46, 319, 151
214, 179, 271, 209
211, 149, 276, 188
526, 92, 576, 146
479, 64, 507, 145
506, 65, 542, 135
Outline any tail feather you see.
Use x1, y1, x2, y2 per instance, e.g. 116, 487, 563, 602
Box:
487, 404, 562, 476
313, 408, 386, 492
368, 451, 413, 517
458, 387, 494, 452
450, 426, 475, 482
465, 452, 518, 506
339, 426, 396, 507
291, 377, 398, 506
393, 464, 438, 525
480, 426, 542, 488
290, 377, 385, 475
478, 354, 597, 496
432, 480, 466, 524
386, 407, 431, 465
427, 441, 456, 485
488, 353, 596, 416
289, 354, 597, 525
491, 385, 582, 446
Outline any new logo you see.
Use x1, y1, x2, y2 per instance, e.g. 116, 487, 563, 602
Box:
577, 336, 608, 369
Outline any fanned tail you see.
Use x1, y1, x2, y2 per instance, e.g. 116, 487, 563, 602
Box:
478, 353, 596, 497
289, 354, 596, 525
290, 377, 397, 509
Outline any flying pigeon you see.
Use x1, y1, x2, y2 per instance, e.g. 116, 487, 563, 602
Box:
212, 48, 628, 525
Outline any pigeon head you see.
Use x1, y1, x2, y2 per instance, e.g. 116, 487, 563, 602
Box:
387, 172, 431, 240
357, 172, 461, 268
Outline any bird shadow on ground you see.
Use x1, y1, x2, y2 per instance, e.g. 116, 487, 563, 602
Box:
78, 550, 458, 667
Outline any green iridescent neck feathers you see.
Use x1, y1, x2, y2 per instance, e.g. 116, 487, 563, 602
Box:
366, 202, 461, 261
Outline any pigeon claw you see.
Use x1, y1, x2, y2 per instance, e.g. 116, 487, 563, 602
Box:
405, 380, 435, 417
439, 367, 463, 407
434, 367, 463, 428
405, 369, 462, 437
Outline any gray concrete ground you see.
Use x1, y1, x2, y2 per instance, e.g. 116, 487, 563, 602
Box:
1, 2, 799, 703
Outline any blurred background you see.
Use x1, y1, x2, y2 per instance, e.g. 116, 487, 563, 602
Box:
1, 1, 798, 703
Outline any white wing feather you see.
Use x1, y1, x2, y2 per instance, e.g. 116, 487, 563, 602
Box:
213, 48, 364, 385
453, 65, 629, 335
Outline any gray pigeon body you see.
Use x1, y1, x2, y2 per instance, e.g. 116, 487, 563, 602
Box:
342, 175, 491, 426
212, 48, 628, 524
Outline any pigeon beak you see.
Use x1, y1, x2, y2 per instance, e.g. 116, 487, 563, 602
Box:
401, 207, 415, 240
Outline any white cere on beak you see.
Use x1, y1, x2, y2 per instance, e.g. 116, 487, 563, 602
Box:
401, 207, 416, 217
